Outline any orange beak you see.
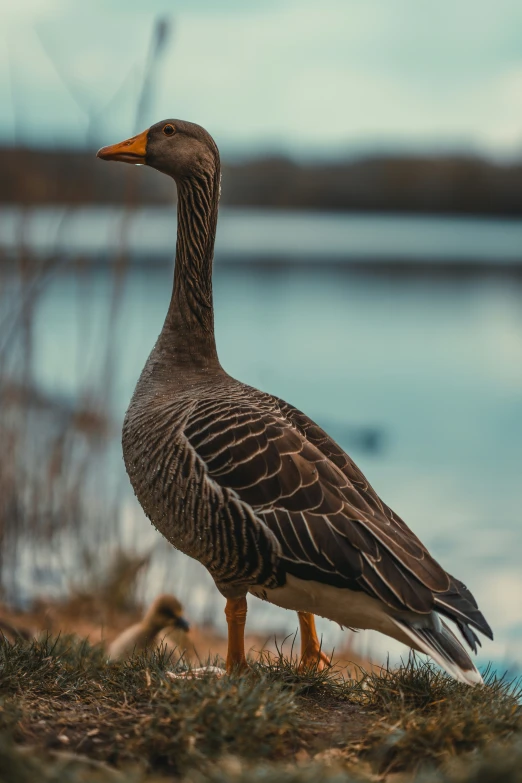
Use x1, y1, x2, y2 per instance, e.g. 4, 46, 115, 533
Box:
97, 128, 148, 164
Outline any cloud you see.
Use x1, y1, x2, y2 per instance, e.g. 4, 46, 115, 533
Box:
2, 0, 63, 22
1, 0, 522, 153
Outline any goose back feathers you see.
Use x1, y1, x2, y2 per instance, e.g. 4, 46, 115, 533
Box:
123, 380, 491, 643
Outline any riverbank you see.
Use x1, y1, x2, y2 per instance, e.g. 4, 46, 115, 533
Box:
3, 147, 522, 218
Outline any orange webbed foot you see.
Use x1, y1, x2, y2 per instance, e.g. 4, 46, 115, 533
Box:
298, 647, 331, 672
297, 611, 332, 672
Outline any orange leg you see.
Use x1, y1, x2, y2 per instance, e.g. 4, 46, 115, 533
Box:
225, 597, 249, 673
298, 612, 330, 671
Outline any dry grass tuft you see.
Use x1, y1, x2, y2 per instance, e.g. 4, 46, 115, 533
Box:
0, 635, 301, 776
0, 636, 521, 782
350, 656, 522, 774
252, 646, 354, 700
0, 733, 146, 783
420, 737, 522, 782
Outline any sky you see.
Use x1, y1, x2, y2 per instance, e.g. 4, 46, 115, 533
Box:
2, 0, 522, 158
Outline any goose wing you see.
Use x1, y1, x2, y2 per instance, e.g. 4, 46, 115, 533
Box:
272, 397, 492, 639
184, 390, 490, 637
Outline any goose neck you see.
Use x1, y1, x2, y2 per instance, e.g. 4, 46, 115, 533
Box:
162, 166, 221, 369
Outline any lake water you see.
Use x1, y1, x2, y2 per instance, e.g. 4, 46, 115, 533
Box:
2, 206, 522, 266
1, 207, 521, 672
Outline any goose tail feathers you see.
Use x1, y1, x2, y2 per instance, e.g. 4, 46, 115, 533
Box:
391, 615, 483, 686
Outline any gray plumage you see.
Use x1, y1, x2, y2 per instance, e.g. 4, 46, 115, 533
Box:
98, 119, 493, 685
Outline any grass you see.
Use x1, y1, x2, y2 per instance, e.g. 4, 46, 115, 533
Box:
353, 657, 522, 774
0, 635, 520, 783
0, 635, 300, 776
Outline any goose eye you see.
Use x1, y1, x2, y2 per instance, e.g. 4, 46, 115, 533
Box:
163, 124, 175, 136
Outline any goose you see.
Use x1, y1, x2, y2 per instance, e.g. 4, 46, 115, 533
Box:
108, 594, 190, 661
97, 120, 492, 683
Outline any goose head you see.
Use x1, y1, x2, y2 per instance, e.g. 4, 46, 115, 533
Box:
144, 594, 190, 633
97, 119, 219, 181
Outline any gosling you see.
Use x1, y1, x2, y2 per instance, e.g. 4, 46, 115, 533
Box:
108, 594, 190, 660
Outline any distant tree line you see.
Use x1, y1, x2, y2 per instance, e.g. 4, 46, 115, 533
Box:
2, 147, 522, 216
